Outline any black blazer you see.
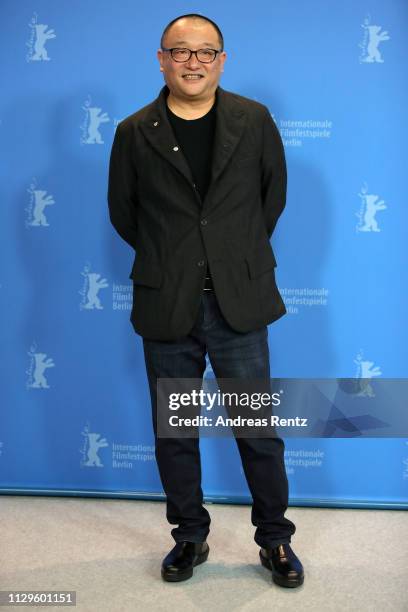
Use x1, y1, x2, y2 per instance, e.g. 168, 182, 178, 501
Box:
108, 84, 287, 341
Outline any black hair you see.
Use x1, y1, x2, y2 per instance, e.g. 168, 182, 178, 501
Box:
160, 13, 224, 51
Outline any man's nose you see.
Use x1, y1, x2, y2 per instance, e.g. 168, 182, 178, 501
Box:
185, 52, 200, 69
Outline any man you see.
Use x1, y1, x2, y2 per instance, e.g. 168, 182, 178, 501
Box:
108, 14, 304, 588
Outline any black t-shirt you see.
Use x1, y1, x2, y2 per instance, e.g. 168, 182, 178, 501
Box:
166, 98, 217, 287
166, 99, 216, 201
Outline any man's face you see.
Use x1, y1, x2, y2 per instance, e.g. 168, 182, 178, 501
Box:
157, 18, 227, 102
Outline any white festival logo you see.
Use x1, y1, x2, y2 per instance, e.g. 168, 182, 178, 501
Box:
80, 96, 110, 144
356, 183, 386, 232
26, 178, 55, 227
26, 343, 55, 389
403, 442, 408, 480
354, 349, 382, 398
403, 457, 408, 480
79, 263, 109, 310
26, 13, 56, 62
359, 15, 390, 64
81, 424, 109, 467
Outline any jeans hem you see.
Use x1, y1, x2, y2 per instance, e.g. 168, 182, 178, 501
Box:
173, 536, 208, 544
255, 537, 292, 549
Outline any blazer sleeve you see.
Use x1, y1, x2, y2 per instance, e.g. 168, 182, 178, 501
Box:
260, 107, 287, 239
107, 122, 139, 250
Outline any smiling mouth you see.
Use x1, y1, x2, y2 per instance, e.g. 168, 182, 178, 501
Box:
182, 74, 204, 80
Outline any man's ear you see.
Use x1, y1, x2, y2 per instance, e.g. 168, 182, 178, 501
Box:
157, 48, 164, 72
220, 51, 227, 73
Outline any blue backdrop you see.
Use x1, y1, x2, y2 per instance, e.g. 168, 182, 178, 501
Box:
1, 0, 407, 508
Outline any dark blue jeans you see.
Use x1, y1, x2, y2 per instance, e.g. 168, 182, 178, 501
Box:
142, 290, 296, 548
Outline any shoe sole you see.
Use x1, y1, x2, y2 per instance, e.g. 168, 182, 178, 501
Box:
259, 551, 304, 588
161, 547, 209, 582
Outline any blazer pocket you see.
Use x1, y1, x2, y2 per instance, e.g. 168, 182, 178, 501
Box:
129, 257, 163, 288
245, 244, 277, 279
233, 154, 259, 168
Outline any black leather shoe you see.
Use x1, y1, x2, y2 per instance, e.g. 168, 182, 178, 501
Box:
161, 541, 209, 582
260, 543, 304, 588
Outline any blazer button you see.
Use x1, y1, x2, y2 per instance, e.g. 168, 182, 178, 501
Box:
200, 219, 207, 225
173, 146, 179, 151
197, 260, 205, 266
153, 121, 159, 127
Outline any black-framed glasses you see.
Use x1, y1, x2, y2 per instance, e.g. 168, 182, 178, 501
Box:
161, 47, 222, 63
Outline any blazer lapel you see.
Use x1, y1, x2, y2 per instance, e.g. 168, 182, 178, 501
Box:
139, 86, 194, 185
139, 85, 247, 212
203, 86, 246, 211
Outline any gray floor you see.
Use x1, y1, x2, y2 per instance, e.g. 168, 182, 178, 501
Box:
0, 496, 407, 611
